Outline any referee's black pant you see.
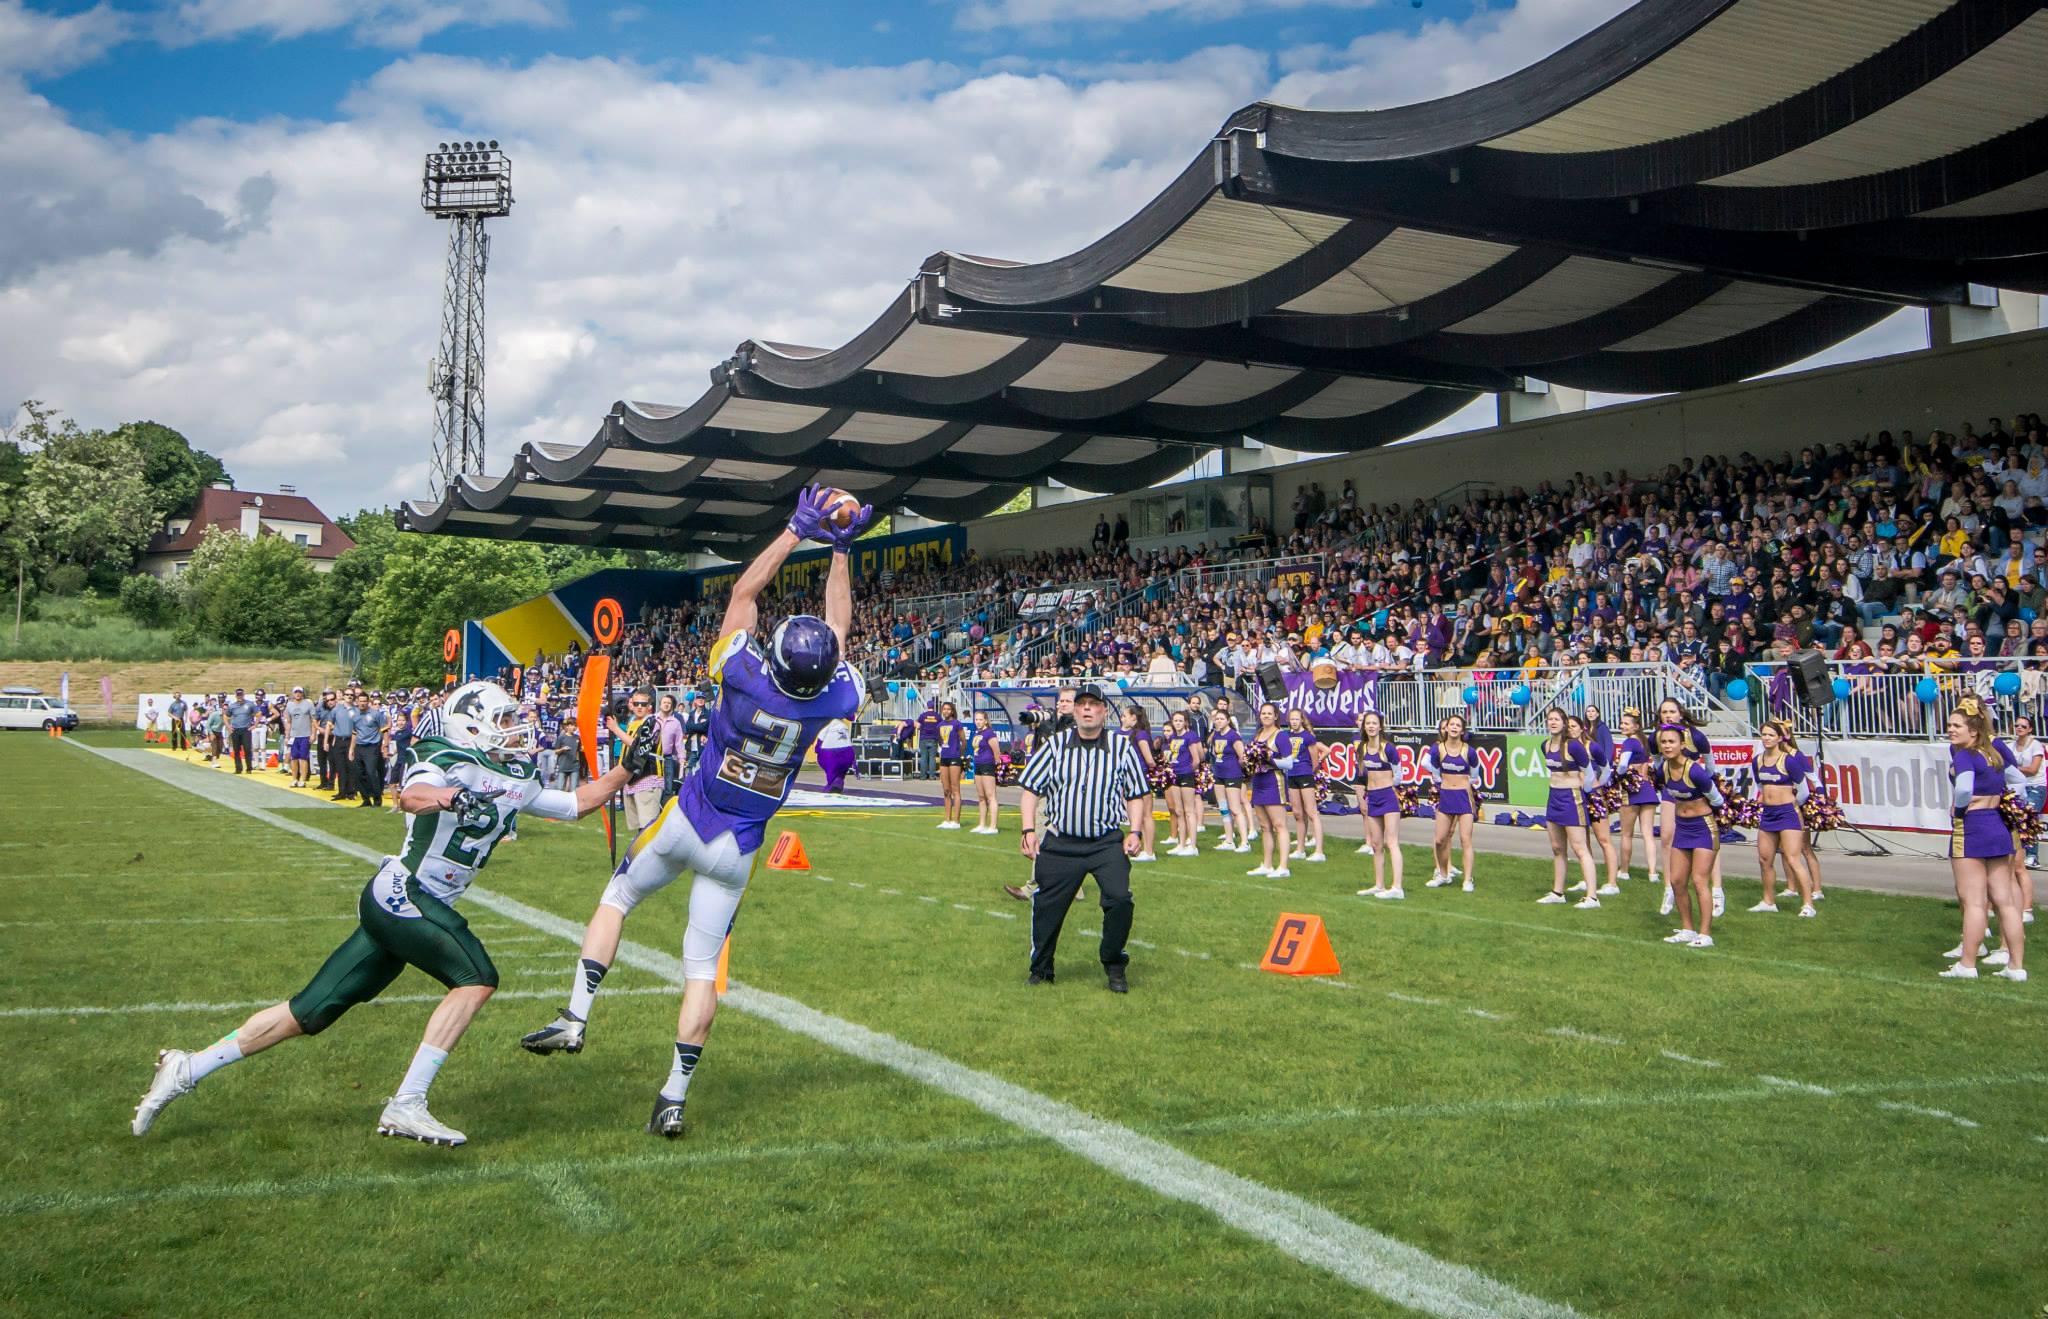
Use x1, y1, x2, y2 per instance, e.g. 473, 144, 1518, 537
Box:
352, 743, 385, 807
229, 728, 253, 773
1028, 831, 1134, 979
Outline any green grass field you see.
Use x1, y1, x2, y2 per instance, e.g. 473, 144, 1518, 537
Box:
3, 731, 2043, 1318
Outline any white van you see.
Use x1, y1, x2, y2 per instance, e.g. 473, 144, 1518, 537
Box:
0, 686, 80, 732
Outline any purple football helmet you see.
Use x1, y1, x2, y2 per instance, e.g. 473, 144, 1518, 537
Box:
767, 615, 840, 700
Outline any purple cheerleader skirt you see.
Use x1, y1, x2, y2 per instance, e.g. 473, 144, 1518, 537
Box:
1953, 808, 2013, 860
1250, 771, 1283, 808
1437, 787, 1474, 818
1758, 802, 1804, 834
1628, 785, 1660, 808
1671, 814, 1719, 852
1364, 786, 1401, 818
1545, 787, 1586, 829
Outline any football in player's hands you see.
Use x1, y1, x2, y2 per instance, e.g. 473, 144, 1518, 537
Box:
450, 786, 505, 828
622, 714, 662, 778
824, 495, 873, 551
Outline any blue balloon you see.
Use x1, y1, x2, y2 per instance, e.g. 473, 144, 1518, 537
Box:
1915, 677, 1940, 704
1116, 677, 1130, 690
2024, 608, 2038, 624
1461, 685, 1480, 705
1725, 678, 1750, 701
1831, 677, 1851, 700
1510, 684, 1532, 707
1568, 682, 1585, 705
1996, 670, 2022, 696
886, 681, 900, 695
682, 689, 697, 702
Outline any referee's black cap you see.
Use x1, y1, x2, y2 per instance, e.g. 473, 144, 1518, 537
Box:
1072, 683, 1109, 705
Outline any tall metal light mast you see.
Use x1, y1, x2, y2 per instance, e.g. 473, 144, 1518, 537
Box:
421, 139, 512, 498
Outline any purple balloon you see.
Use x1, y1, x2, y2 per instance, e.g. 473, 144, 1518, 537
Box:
969, 625, 985, 641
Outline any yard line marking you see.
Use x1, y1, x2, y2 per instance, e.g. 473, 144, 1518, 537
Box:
952, 903, 977, 911
1308, 979, 1357, 992
1659, 1051, 1724, 1069
485, 935, 559, 945
1546, 1027, 1625, 1047
1387, 992, 1446, 1007
879, 888, 902, 896
0, 915, 355, 930
1874, 1100, 1979, 1129
0, 986, 677, 1019
982, 910, 1016, 920
916, 896, 940, 905
845, 881, 867, 889
1758, 1075, 1836, 1097
70, 739, 1589, 1319
813, 875, 835, 883
1465, 1008, 1509, 1021
489, 950, 579, 962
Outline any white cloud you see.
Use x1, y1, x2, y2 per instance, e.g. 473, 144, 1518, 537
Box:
163, 0, 565, 48
0, 0, 129, 76
957, 0, 1377, 34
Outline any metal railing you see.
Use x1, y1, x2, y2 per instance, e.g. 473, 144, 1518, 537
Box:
1738, 657, 2048, 740
1173, 553, 1326, 599
1367, 662, 1739, 735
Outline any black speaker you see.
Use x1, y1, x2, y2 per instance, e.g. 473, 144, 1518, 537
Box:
1790, 650, 1833, 709
1256, 661, 1290, 703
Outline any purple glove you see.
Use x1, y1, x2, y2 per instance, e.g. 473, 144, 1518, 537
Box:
787, 484, 832, 542
826, 501, 873, 552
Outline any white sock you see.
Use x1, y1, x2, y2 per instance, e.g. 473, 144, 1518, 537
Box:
567, 958, 607, 1023
662, 1042, 704, 1103
395, 1044, 449, 1102
189, 1032, 244, 1083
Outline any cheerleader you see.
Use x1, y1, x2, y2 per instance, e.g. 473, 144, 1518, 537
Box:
1424, 714, 1475, 892
1751, 719, 1818, 916
1165, 710, 1205, 857
1120, 705, 1159, 863
1651, 724, 1725, 948
1536, 709, 1602, 907
1655, 698, 1724, 918
934, 701, 967, 830
1941, 697, 2027, 980
1209, 710, 1252, 854
969, 711, 1003, 834
1281, 709, 1327, 863
1354, 710, 1404, 898
1613, 708, 1661, 891
1582, 703, 1621, 895
1247, 702, 1292, 877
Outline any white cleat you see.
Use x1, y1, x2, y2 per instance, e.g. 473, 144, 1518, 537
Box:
1357, 887, 1385, 897
133, 1049, 195, 1136
1689, 934, 1715, 949
1566, 880, 1587, 894
1234, 843, 1252, 854
1269, 867, 1291, 878
1461, 879, 1474, 892
1249, 866, 1273, 877
1355, 842, 1375, 856
1536, 892, 1568, 905
1448, 865, 1462, 879
1983, 947, 2011, 968
1748, 900, 1778, 913
1711, 889, 1726, 918
377, 1095, 468, 1147
1798, 905, 1817, 918
1289, 848, 1306, 860
1376, 888, 1405, 901
1425, 874, 1453, 888
1938, 963, 1978, 979
2024, 909, 2034, 923
1162, 837, 1179, 850
1597, 883, 1620, 896
1658, 887, 1675, 917
1663, 930, 1699, 944
1134, 852, 1156, 863
1994, 967, 2028, 982
1305, 851, 1326, 863
1943, 942, 1987, 961
1574, 896, 1601, 910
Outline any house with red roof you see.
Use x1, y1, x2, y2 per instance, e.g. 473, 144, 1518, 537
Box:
141, 484, 357, 579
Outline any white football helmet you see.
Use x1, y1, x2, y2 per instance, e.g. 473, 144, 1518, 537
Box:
441, 681, 534, 758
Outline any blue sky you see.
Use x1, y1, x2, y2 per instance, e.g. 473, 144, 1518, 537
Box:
1, 0, 1926, 516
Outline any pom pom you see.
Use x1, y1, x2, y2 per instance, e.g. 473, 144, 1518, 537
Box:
1195, 764, 1216, 796
1798, 790, 1843, 833
1241, 740, 1274, 776
1619, 767, 1651, 798
1147, 760, 1176, 793
994, 754, 1019, 788
1998, 790, 2042, 844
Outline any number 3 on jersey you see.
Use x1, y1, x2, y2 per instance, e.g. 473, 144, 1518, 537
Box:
718, 709, 801, 798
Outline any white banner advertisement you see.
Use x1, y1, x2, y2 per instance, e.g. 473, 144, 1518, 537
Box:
1812, 739, 1954, 834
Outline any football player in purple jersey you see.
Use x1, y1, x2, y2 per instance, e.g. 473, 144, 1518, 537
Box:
519, 485, 872, 1138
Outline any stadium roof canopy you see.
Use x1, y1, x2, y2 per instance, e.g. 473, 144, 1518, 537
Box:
400, 0, 2048, 556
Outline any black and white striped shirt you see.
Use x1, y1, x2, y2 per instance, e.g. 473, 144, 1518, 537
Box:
1018, 727, 1149, 838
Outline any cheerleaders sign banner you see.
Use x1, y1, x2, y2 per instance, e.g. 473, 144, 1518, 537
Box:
1280, 671, 1380, 731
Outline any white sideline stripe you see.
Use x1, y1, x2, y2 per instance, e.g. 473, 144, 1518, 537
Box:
1758, 1075, 1836, 1097
1546, 1027, 1625, 1047
0, 915, 355, 930
1659, 1051, 1724, 1069
486, 935, 559, 945
1875, 1100, 1979, 1129
1387, 991, 1446, 1007
66, 739, 1587, 1319
0, 986, 674, 1019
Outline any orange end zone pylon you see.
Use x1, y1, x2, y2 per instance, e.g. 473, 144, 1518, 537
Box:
765, 830, 810, 871
1259, 912, 1341, 977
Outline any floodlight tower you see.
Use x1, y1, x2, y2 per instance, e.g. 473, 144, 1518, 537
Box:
421, 140, 512, 498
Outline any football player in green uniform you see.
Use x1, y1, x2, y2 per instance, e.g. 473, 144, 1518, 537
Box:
133, 680, 657, 1147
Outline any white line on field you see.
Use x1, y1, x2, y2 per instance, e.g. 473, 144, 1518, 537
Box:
485, 935, 559, 945
1546, 1026, 1625, 1047
814, 874, 835, 882
1758, 1075, 1836, 1097
983, 910, 1016, 920
879, 887, 902, 895
0, 914, 355, 929
1464, 1008, 1509, 1021
1308, 979, 1356, 992
0, 986, 676, 1019
1874, 1100, 1979, 1129
1387, 991, 1445, 1007
917, 895, 939, 904
952, 903, 977, 911
66, 737, 1589, 1319
845, 881, 866, 889
1658, 1051, 1724, 1069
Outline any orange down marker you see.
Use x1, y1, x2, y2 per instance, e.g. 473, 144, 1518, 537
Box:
1259, 912, 1341, 977
765, 830, 811, 871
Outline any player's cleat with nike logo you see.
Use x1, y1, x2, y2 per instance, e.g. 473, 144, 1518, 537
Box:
647, 1093, 687, 1139
376, 1095, 467, 1146
519, 1014, 586, 1055
132, 1048, 195, 1136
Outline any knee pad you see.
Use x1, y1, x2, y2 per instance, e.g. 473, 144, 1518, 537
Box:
600, 871, 647, 916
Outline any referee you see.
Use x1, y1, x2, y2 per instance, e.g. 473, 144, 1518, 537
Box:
1011, 684, 1150, 992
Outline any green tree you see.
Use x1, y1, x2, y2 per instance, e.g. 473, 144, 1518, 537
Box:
358, 535, 549, 687
184, 531, 325, 648
0, 417, 33, 631
322, 508, 398, 637
14, 404, 158, 591
118, 572, 177, 628
116, 420, 231, 526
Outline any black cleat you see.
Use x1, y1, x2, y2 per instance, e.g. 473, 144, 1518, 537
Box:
1105, 966, 1128, 994
1027, 972, 1055, 986
519, 1014, 586, 1055
647, 1093, 686, 1139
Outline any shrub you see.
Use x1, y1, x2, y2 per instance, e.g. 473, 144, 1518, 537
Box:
118, 573, 178, 629
43, 563, 86, 596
